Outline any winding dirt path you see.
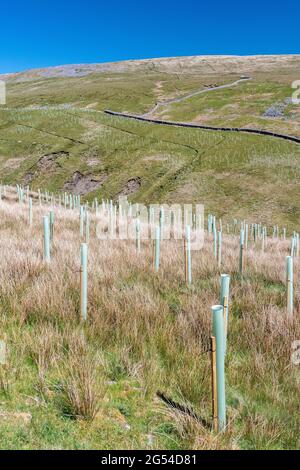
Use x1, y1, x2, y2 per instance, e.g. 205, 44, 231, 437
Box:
141, 77, 252, 118
105, 77, 300, 144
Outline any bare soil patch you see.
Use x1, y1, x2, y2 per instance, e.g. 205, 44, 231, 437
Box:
116, 177, 141, 198
24, 151, 69, 185
63, 171, 107, 195
87, 159, 102, 167
2, 157, 25, 170
37, 151, 69, 171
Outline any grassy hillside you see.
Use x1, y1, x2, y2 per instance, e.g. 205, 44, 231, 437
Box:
1, 56, 300, 232
1, 107, 300, 231
0, 190, 299, 449
158, 79, 300, 137
0, 56, 300, 450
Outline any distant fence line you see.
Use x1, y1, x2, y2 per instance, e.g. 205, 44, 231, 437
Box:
104, 110, 300, 145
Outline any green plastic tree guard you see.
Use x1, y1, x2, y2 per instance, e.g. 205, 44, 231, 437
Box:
220, 274, 230, 354
80, 243, 88, 321
43, 216, 51, 264
212, 305, 226, 432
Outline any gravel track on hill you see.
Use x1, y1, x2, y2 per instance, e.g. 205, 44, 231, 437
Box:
141, 77, 252, 117
104, 76, 300, 144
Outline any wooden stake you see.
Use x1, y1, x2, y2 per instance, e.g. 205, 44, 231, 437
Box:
217, 230, 222, 268
220, 274, 230, 355
49, 210, 55, 241
223, 295, 228, 337
210, 336, 218, 432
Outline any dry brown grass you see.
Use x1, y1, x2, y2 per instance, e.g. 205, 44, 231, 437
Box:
57, 332, 106, 421
0, 187, 299, 449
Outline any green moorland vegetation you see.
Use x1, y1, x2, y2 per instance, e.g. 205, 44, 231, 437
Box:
0, 56, 300, 449
1, 107, 300, 231
0, 56, 300, 232
160, 80, 299, 134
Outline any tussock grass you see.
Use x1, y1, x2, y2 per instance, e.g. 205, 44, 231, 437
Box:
0, 192, 299, 449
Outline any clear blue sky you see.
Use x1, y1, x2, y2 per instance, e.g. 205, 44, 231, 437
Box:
1, 0, 299, 73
